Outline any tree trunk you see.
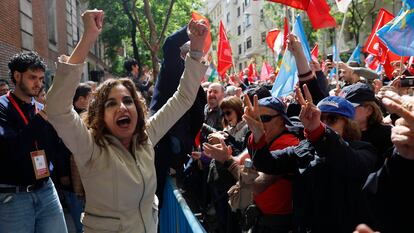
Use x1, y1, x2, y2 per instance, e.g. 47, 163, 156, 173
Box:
123, 0, 141, 74
131, 0, 176, 80
150, 50, 159, 80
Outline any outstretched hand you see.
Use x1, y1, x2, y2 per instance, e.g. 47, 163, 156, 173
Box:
287, 34, 303, 56
295, 84, 321, 131
69, 9, 103, 64
188, 19, 208, 54
81, 9, 104, 44
242, 94, 265, 143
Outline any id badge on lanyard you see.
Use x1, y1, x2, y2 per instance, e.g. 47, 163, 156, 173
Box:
7, 92, 50, 180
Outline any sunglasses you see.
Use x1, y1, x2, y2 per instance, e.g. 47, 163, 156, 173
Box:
320, 114, 339, 125
260, 114, 280, 123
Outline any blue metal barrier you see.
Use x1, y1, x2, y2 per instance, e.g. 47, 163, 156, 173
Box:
159, 176, 206, 233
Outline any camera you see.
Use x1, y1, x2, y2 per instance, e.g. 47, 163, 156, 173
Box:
400, 76, 414, 87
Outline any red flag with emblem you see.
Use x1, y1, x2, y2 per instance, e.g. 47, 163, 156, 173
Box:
217, 21, 233, 77
363, 8, 394, 63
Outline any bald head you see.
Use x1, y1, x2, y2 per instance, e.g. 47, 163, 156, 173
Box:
207, 83, 225, 109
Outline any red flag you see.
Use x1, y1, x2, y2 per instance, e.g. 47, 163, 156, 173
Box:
408, 56, 414, 75
217, 21, 233, 77
260, 62, 274, 81
266, 0, 309, 10
248, 63, 258, 82
365, 54, 380, 71
363, 8, 394, 63
192, 11, 212, 54
306, 0, 337, 29
311, 43, 319, 61
266, 29, 281, 52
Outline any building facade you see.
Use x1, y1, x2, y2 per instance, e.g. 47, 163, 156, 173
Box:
0, 0, 108, 89
206, 0, 280, 73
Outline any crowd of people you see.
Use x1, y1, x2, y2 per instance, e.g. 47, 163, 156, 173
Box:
0, 8, 413, 233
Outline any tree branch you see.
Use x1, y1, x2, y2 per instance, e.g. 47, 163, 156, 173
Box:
157, 0, 176, 46
122, 0, 140, 65
142, 0, 158, 52
131, 0, 152, 50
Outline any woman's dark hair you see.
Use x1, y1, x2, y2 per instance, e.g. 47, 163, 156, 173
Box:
85, 78, 148, 147
219, 96, 244, 127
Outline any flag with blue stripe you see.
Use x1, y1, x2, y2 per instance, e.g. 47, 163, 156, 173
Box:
376, 1, 414, 56
271, 15, 311, 97
347, 46, 361, 64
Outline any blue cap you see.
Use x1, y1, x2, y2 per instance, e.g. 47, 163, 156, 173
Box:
317, 96, 355, 119
258, 96, 292, 126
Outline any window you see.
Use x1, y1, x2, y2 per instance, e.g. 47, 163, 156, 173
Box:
238, 44, 242, 55
227, 12, 230, 24
47, 0, 57, 44
239, 63, 243, 71
237, 25, 241, 36
246, 37, 252, 49
245, 14, 251, 27
244, 0, 250, 6
237, 7, 240, 17
261, 32, 266, 44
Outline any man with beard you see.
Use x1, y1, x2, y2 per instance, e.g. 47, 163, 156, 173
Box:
201, 83, 225, 143
0, 51, 69, 233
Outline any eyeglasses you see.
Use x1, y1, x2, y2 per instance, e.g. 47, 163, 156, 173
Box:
260, 114, 280, 123
223, 110, 233, 117
320, 114, 339, 125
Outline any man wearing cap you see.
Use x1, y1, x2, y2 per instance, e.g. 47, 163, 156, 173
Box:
246, 89, 378, 233
342, 83, 392, 160
244, 96, 300, 233
201, 95, 300, 233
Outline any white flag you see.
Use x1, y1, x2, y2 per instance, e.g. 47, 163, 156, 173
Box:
335, 0, 351, 13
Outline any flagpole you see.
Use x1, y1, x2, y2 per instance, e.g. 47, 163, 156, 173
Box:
336, 11, 348, 86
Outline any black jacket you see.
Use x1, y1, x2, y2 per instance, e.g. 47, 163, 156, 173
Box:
361, 123, 393, 160
250, 127, 378, 233
363, 151, 414, 233
0, 93, 71, 185
149, 26, 206, 206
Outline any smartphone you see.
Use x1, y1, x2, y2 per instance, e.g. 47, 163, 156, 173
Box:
400, 77, 414, 87
326, 54, 333, 61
